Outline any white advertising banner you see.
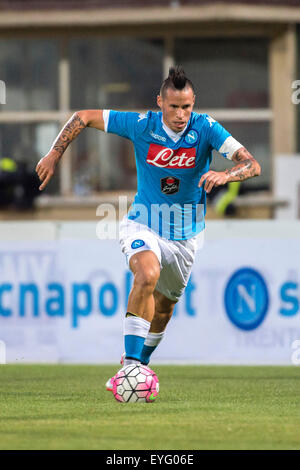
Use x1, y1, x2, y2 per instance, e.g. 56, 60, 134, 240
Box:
0, 221, 300, 365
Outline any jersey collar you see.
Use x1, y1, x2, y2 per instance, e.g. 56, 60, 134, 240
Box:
161, 117, 188, 143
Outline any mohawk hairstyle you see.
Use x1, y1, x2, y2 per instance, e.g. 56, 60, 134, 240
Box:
160, 66, 195, 97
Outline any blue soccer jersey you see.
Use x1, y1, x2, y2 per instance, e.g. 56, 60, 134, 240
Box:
104, 110, 242, 240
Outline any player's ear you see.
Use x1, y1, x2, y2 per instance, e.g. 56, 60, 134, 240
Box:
157, 94, 162, 109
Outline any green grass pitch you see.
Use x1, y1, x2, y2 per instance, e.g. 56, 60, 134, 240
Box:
0, 364, 299, 450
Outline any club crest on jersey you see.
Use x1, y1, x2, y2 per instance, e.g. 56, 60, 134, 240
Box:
131, 239, 145, 249
184, 129, 198, 145
160, 177, 180, 195
146, 143, 196, 169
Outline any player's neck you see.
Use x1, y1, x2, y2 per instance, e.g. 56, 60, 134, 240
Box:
161, 117, 187, 142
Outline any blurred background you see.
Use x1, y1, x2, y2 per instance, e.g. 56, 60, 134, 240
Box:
0, 0, 299, 220
0, 0, 300, 365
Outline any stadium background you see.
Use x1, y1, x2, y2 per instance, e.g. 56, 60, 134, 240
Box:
0, 0, 300, 366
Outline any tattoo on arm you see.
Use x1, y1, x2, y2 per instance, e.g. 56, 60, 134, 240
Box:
51, 113, 87, 158
224, 147, 261, 182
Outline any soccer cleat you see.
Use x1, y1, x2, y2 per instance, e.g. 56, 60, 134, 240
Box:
120, 352, 125, 365
105, 376, 115, 392
105, 353, 126, 392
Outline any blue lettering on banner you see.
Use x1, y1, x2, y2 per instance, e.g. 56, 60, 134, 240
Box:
19, 284, 39, 317
279, 282, 299, 316
1, 268, 300, 330
0, 284, 12, 316
224, 267, 269, 331
72, 283, 92, 328
0, 273, 197, 328
185, 275, 196, 316
99, 282, 119, 316
46, 283, 65, 317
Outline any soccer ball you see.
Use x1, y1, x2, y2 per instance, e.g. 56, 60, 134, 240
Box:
112, 364, 159, 403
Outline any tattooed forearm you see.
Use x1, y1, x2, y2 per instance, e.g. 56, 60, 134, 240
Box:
50, 113, 87, 159
224, 160, 258, 181
225, 148, 261, 182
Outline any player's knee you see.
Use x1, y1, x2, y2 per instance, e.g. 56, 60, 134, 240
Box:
134, 268, 160, 292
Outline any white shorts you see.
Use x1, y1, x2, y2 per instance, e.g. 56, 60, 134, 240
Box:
119, 216, 204, 302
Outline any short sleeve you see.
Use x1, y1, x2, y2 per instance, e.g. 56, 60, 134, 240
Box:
105, 110, 141, 141
203, 114, 243, 160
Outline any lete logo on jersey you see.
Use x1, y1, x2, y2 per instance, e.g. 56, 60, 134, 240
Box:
146, 143, 196, 169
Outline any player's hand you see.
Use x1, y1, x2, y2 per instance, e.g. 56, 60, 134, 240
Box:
35, 151, 59, 191
198, 170, 229, 193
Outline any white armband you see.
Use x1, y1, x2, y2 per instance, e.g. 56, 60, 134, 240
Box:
103, 109, 110, 133
218, 136, 243, 160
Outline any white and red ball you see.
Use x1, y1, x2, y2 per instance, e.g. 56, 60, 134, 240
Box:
112, 364, 159, 403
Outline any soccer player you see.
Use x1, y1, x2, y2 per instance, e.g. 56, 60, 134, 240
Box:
36, 67, 261, 388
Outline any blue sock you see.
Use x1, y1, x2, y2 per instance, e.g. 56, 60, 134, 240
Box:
124, 334, 146, 361
123, 315, 151, 363
140, 331, 165, 365
140, 345, 157, 365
